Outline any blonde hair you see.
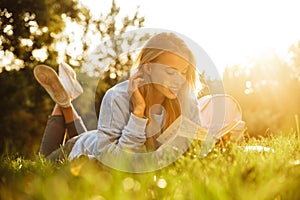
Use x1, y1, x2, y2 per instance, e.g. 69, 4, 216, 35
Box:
135, 32, 196, 88
133, 32, 197, 151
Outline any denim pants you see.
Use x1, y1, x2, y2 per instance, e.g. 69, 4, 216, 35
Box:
39, 115, 87, 160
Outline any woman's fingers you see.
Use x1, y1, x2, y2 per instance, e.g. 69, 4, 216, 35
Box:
128, 72, 144, 95
128, 77, 144, 103
128, 71, 146, 117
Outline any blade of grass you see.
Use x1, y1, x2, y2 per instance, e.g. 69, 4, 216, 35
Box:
295, 114, 300, 146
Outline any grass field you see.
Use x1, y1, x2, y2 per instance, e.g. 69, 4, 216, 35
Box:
1, 132, 300, 200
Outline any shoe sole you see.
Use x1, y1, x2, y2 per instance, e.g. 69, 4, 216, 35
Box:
34, 65, 70, 107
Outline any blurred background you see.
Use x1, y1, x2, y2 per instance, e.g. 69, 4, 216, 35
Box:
1, 0, 300, 158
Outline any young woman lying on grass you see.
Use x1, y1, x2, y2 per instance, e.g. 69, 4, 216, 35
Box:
34, 32, 203, 172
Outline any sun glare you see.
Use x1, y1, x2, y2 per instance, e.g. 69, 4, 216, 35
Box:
32, 47, 48, 62
77, 0, 300, 77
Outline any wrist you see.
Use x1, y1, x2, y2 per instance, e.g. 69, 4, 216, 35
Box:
133, 107, 146, 118
133, 111, 145, 118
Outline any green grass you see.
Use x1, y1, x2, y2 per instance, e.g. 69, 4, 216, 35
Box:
1, 133, 300, 200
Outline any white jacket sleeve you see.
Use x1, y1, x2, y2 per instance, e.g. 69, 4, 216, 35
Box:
68, 85, 148, 161
98, 88, 148, 151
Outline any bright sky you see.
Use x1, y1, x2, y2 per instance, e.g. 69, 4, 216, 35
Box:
82, 0, 300, 76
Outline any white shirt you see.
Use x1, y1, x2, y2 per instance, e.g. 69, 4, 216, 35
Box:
69, 80, 200, 172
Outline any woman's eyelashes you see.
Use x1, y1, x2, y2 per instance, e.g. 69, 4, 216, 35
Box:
166, 69, 176, 75
165, 68, 187, 76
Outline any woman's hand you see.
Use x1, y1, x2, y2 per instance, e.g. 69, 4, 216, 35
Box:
128, 70, 146, 118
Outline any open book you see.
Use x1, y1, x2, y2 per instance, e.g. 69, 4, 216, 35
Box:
156, 115, 243, 145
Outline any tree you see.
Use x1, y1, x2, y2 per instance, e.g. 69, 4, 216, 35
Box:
0, 0, 82, 70
66, 0, 149, 120
0, 0, 82, 156
0, 0, 147, 156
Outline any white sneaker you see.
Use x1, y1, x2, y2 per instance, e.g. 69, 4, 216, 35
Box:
58, 62, 83, 100
34, 65, 71, 108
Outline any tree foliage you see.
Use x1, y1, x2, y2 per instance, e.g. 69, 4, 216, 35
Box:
0, 0, 82, 157
0, 0, 81, 70
68, 0, 149, 120
0, 0, 147, 157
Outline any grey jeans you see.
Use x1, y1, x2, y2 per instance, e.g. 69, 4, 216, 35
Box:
39, 115, 87, 161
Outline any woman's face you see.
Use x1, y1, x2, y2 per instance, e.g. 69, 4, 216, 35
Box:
147, 52, 190, 99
